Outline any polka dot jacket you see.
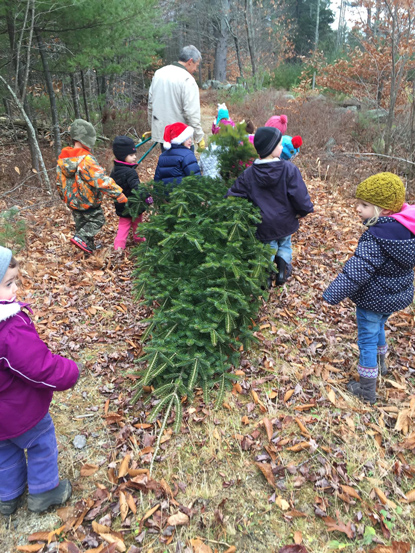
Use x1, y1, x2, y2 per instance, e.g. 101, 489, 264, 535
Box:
323, 217, 415, 313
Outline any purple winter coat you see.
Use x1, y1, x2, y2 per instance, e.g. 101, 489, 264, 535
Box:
226, 159, 313, 242
0, 301, 79, 440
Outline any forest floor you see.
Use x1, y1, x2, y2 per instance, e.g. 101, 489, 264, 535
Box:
0, 103, 414, 553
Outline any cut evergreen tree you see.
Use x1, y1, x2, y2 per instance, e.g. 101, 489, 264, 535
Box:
128, 174, 272, 432
209, 122, 256, 181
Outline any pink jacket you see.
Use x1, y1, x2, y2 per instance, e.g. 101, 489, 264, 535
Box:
0, 301, 79, 440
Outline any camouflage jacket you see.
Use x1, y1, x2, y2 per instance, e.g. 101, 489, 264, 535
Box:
56, 146, 126, 211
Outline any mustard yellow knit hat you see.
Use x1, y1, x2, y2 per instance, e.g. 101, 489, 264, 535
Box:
355, 172, 405, 213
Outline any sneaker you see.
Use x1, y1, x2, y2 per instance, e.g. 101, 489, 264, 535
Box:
70, 236, 93, 254
0, 494, 23, 516
28, 480, 72, 513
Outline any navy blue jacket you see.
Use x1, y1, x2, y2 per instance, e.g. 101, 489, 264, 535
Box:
110, 161, 148, 217
226, 159, 313, 241
323, 217, 415, 313
154, 145, 201, 189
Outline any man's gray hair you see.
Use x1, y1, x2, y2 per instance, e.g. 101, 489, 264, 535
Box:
179, 45, 201, 63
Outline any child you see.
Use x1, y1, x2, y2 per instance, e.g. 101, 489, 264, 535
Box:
111, 136, 153, 251
56, 119, 128, 254
226, 126, 313, 285
281, 136, 303, 161
0, 247, 80, 515
323, 173, 415, 404
154, 122, 201, 190
212, 103, 235, 135
265, 114, 288, 134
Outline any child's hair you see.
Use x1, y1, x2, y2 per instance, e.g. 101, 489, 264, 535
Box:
245, 120, 255, 134
364, 205, 383, 227
9, 256, 18, 269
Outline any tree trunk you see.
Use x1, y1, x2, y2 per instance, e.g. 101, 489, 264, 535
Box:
35, 27, 61, 157
80, 70, 90, 121
0, 75, 51, 193
213, 0, 230, 82
244, 0, 256, 77
70, 73, 81, 119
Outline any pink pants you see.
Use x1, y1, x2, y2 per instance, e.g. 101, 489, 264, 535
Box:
114, 215, 145, 250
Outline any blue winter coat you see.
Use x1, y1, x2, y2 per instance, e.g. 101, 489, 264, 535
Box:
323, 217, 415, 313
154, 145, 201, 190
226, 159, 313, 241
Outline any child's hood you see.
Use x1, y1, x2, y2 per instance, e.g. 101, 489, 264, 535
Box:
367, 219, 415, 268
390, 203, 415, 234
57, 146, 91, 177
251, 158, 285, 187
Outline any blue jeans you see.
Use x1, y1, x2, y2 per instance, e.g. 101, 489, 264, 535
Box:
263, 235, 292, 264
0, 413, 59, 500
356, 307, 392, 378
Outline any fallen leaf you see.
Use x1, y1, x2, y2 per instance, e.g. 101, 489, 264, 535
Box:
284, 389, 295, 402
324, 510, 355, 539
263, 417, 273, 441
99, 534, 126, 553
340, 484, 362, 501
405, 489, 415, 502
255, 462, 275, 488
16, 546, 44, 553
166, 512, 189, 526
278, 546, 308, 553
327, 388, 336, 405
275, 495, 290, 511
80, 463, 99, 477
223, 547, 237, 553
190, 538, 213, 553
118, 454, 131, 478
119, 491, 128, 522
293, 531, 302, 544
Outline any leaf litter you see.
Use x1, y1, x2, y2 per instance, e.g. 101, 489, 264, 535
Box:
0, 158, 414, 552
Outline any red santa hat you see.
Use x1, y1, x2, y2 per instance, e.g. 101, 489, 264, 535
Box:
163, 122, 194, 150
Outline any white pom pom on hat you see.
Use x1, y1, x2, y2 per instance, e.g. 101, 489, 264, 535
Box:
163, 122, 194, 150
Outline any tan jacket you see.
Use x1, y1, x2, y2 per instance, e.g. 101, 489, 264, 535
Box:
148, 63, 204, 144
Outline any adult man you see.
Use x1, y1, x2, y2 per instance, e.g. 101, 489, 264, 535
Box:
148, 45, 205, 150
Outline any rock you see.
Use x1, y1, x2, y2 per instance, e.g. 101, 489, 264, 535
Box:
366, 108, 388, 121
339, 97, 361, 110
325, 138, 336, 153
73, 434, 87, 449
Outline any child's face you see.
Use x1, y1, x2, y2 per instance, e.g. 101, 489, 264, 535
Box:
183, 137, 193, 149
124, 153, 137, 163
0, 266, 18, 301
356, 200, 376, 221
271, 141, 283, 159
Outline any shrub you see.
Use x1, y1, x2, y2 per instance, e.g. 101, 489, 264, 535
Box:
128, 175, 272, 429
0, 207, 26, 252
270, 63, 304, 90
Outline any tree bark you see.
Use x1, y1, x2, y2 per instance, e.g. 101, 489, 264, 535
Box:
80, 70, 90, 121
213, 0, 230, 82
70, 73, 81, 119
35, 27, 61, 157
244, 0, 256, 77
0, 75, 51, 194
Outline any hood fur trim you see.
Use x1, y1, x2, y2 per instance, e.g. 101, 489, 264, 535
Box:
0, 302, 21, 322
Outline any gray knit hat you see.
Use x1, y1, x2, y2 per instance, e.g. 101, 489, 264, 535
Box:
0, 246, 12, 283
70, 119, 96, 148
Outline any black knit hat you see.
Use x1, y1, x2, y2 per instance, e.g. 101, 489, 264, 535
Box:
254, 127, 282, 159
113, 136, 136, 161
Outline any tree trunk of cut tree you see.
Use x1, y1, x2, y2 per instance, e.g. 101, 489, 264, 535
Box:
35, 27, 61, 157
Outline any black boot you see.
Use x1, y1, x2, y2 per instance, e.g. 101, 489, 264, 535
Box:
0, 494, 23, 516
275, 256, 289, 285
347, 377, 377, 404
378, 353, 388, 376
28, 480, 72, 513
